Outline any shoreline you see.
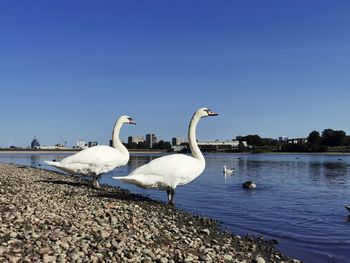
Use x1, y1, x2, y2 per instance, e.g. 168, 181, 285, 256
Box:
0, 163, 300, 262
1, 149, 350, 156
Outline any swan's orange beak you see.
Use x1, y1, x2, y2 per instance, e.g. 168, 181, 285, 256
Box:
208, 111, 218, 116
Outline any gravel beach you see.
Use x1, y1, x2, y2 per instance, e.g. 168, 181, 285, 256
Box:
0, 163, 301, 263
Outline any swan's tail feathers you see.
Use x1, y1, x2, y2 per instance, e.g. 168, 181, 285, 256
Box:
113, 174, 167, 189
113, 176, 147, 189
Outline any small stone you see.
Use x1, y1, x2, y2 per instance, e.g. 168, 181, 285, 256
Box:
8, 256, 21, 263
224, 254, 233, 261
126, 252, 133, 259
95, 253, 103, 258
40, 247, 51, 255
251, 244, 256, 252
43, 255, 56, 263
159, 257, 168, 263
255, 256, 266, 263
70, 254, 80, 261
9, 232, 18, 238
200, 228, 210, 235
100, 230, 110, 239
198, 254, 207, 261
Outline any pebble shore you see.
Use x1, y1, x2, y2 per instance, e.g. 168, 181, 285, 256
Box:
0, 163, 301, 263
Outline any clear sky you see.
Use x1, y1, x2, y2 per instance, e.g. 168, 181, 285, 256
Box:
1, 1, 349, 147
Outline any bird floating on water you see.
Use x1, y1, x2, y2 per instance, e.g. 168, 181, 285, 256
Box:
44, 115, 136, 188
223, 165, 234, 175
345, 205, 350, 212
243, 181, 256, 189
114, 107, 218, 205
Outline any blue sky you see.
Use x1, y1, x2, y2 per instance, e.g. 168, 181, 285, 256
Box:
1, 1, 349, 147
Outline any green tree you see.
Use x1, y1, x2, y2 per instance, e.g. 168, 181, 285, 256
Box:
308, 130, 321, 145
241, 135, 263, 146
238, 141, 246, 152
280, 143, 309, 152
153, 140, 172, 150
334, 130, 346, 146
127, 142, 138, 149
321, 129, 347, 146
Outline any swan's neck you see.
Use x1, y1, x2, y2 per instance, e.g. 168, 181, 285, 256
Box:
188, 114, 204, 163
112, 120, 128, 156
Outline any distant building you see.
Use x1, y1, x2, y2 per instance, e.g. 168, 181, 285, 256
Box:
288, 138, 308, 144
40, 145, 60, 150
171, 145, 187, 152
197, 140, 247, 152
128, 136, 144, 144
76, 140, 87, 149
31, 137, 40, 149
54, 143, 66, 149
88, 141, 98, 147
279, 136, 288, 142
146, 133, 157, 148
172, 137, 186, 146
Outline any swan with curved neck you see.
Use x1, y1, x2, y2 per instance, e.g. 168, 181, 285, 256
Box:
114, 107, 218, 204
44, 115, 136, 188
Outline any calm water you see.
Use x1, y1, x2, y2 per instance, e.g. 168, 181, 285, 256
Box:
1, 152, 350, 263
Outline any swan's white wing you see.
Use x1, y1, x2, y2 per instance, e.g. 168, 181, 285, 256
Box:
61, 146, 126, 165
46, 145, 128, 175
115, 154, 205, 189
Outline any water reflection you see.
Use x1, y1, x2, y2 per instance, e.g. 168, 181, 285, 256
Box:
30, 154, 40, 167
307, 161, 350, 186
128, 155, 160, 171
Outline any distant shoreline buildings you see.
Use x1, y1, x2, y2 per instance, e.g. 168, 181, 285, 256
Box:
6, 132, 320, 153
74, 140, 98, 149
24, 134, 250, 152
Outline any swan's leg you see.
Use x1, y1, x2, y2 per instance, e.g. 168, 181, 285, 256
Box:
92, 175, 100, 189
97, 174, 102, 187
167, 188, 175, 205
166, 189, 171, 203
170, 188, 175, 205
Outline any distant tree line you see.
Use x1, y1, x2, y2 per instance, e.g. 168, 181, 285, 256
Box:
125, 128, 349, 152
280, 129, 349, 152
238, 129, 349, 153
238, 135, 278, 148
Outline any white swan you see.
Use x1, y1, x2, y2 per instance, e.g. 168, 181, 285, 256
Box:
223, 165, 234, 175
44, 115, 136, 188
113, 107, 218, 205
